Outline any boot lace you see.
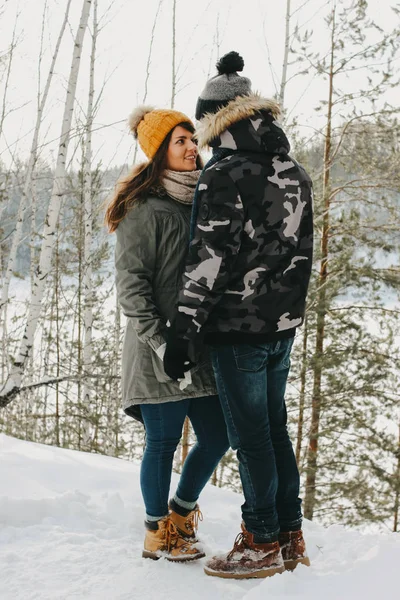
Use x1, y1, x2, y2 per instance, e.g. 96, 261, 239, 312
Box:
165, 518, 192, 553
185, 506, 203, 534
227, 529, 250, 560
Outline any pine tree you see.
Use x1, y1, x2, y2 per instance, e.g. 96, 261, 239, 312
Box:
288, 0, 400, 524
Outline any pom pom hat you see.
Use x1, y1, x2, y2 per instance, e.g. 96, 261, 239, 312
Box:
195, 51, 252, 120
128, 105, 193, 160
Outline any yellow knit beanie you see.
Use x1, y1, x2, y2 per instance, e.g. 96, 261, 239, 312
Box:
128, 105, 193, 160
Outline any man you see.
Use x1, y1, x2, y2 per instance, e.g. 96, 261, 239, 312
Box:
163, 51, 313, 579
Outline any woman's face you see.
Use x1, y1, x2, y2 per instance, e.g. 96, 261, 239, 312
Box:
165, 126, 198, 171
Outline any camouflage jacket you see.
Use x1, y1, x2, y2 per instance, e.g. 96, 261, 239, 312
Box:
174, 93, 314, 346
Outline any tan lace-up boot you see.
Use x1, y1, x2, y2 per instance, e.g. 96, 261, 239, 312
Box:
204, 523, 285, 579
279, 530, 310, 571
169, 500, 203, 542
142, 516, 205, 562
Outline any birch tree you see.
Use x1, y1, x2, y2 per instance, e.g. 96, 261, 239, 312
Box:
279, 0, 291, 109
81, 0, 98, 447
393, 421, 400, 532
171, 0, 177, 108
0, 0, 92, 407
0, 7, 18, 325
132, 0, 163, 165
0, 0, 72, 335
0, 6, 19, 137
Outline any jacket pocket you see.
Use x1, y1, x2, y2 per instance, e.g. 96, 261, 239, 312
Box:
150, 350, 175, 383
146, 333, 175, 384
233, 344, 270, 372
279, 337, 294, 370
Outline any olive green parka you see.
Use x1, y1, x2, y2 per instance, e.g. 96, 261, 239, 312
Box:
115, 195, 217, 414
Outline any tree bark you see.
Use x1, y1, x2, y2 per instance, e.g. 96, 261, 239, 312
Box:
279, 0, 291, 109
131, 0, 162, 165
82, 0, 98, 448
303, 5, 335, 521
171, 0, 176, 108
295, 312, 308, 466
54, 228, 61, 447
393, 420, 400, 532
0, 8, 18, 136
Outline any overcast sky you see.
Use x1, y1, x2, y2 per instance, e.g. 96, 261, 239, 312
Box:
0, 0, 397, 169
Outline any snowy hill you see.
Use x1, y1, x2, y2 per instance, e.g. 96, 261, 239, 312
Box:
0, 434, 399, 600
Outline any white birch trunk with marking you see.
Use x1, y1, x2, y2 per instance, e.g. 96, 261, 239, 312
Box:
0, 0, 92, 406
81, 0, 98, 447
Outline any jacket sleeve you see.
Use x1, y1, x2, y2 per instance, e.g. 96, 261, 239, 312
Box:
115, 202, 166, 352
174, 167, 244, 342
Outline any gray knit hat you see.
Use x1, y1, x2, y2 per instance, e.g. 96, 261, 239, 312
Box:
195, 51, 252, 120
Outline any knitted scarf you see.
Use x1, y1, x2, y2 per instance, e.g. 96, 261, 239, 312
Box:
161, 169, 201, 205
189, 148, 236, 241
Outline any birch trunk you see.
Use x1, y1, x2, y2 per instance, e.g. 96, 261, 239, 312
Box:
77, 193, 83, 450
303, 7, 335, 520
295, 312, 308, 466
279, 0, 291, 110
81, 0, 98, 448
0, 0, 72, 318
144, 0, 163, 104
393, 420, 400, 532
0, 8, 18, 136
30, 172, 38, 291
112, 301, 122, 456
171, 0, 176, 108
131, 0, 162, 165
0, 0, 92, 407
54, 229, 61, 447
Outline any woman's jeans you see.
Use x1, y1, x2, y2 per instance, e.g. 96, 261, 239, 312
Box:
140, 395, 229, 519
211, 338, 302, 542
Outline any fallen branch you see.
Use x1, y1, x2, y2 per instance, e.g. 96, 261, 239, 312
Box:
0, 373, 120, 408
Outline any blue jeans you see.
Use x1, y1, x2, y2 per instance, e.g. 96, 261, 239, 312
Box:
140, 395, 229, 519
211, 338, 302, 542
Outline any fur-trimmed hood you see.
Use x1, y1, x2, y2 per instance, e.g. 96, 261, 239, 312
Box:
196, 93, 282, 150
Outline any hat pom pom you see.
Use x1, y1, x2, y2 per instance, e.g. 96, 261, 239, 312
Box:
216, 51, 244, 75
128, 105, 155, 138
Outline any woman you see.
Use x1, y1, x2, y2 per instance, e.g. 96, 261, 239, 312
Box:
105, 106, 229, 562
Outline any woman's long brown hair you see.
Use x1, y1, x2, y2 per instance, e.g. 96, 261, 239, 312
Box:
105, 121, 202, 232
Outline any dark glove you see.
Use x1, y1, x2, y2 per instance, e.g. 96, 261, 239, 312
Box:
163, 335, 196, 381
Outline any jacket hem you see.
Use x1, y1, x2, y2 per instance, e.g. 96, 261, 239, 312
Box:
123, 387, 218, 408
204, 328, 296, 346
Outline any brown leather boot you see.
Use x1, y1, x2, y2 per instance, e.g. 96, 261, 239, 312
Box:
279, 530, 310, 571
142, 516, 205, 562
204, 523, 285, 579
169, 499, 203, 542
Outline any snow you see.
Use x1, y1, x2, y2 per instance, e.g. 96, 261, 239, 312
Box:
1, 434, 399, 600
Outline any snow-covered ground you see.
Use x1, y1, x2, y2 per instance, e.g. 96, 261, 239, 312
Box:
1, 434, 399, 600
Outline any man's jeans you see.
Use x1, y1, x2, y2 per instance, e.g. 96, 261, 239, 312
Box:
140, 395, 229, 520
211, 338, 302, 542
